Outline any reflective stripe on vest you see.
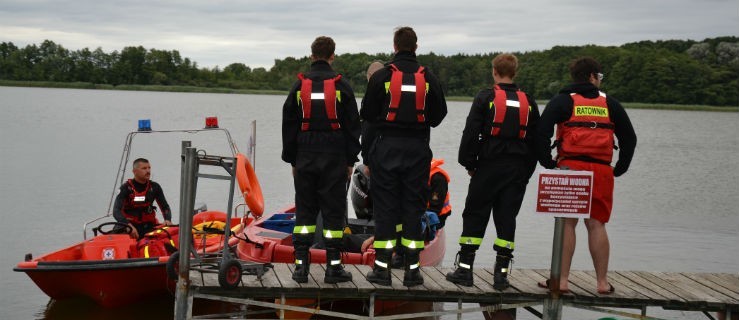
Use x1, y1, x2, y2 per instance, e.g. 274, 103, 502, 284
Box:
297, 73, 341, 131
556, 92, 615, 163
490, 85, 530, 139
386, 64, 426, 123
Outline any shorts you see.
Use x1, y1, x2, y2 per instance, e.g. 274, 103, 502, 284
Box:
558, 159, 614, 224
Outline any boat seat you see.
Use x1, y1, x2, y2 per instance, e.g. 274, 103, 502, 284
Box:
82, 235, 135, 260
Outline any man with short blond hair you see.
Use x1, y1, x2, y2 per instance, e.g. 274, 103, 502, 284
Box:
447, 53, 540, 291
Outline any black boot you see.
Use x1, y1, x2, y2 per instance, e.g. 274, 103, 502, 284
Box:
324, 248, 352, 284
402, 251, 423, 287
366, 251, 392, 286
446, 250, 475, 287
292, 249, 310, 283
493, 254, 512, 290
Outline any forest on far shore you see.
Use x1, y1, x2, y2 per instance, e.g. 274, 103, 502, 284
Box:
1, 36, 737, 106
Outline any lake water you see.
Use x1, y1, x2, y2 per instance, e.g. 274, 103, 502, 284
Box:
1, 86, 737, 319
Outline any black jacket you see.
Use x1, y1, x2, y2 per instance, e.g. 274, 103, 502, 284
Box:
113, 179, 171, 223
458, 83, 540, 172
360, 51, 447, 164
281, 60, 361, 166
536, 82, 637, 177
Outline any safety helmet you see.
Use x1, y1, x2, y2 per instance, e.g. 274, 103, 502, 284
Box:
350, 164, 372, 219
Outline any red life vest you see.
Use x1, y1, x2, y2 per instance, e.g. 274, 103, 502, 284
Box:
490, 85, 530, 139
385, 64, 427, 123
556, 92, 615, 163
122, 179, 157, 224
297, 73, 341, 131
428, 158, 451, 217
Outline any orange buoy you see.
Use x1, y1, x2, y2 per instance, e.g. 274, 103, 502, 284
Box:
235, 153, 264, 217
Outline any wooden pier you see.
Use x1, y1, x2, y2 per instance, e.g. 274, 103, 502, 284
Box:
180, 263, 738, 319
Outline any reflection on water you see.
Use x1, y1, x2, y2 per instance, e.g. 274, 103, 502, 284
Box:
1, 87, 737, 320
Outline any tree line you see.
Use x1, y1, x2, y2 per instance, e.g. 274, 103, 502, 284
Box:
1, 37, 737, 106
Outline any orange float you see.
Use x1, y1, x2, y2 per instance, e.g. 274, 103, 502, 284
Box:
235, 153, 264, 217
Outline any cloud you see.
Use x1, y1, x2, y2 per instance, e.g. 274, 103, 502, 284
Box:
1, 0, 737, 68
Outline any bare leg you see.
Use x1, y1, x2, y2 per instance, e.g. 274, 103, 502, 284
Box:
559, 218, 578, 292
585, 218, 610, 292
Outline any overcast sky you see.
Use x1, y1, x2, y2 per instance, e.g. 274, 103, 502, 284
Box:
1, 0, 737, 69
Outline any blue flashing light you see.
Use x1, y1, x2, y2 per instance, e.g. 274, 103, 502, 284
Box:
138, 119, 152, 132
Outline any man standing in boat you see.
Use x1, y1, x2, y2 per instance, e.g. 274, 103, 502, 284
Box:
446, 53, 540, 293
536, 57, 637, 294
113, 158, 172, 239
360, 27, 447, 286
282, 36, 361, 284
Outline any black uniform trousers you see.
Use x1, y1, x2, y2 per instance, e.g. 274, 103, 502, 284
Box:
369, 136, 431, 261
293, 150, 348, 250
459, 159, 530, 256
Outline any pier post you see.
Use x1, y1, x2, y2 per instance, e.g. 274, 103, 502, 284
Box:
175, 147, 198, 320
543, 217, 565, 320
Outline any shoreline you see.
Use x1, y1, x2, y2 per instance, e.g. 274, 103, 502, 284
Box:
2, 81, 736, 112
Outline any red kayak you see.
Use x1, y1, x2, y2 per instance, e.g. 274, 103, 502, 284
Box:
14, 210, 246, 308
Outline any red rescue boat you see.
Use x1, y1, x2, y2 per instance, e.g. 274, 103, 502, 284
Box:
14, 211, 246, 308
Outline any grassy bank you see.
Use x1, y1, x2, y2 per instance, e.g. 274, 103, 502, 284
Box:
2, 80, 736, 112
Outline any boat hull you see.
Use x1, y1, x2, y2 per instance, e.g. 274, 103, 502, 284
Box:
17, 257, 170, 307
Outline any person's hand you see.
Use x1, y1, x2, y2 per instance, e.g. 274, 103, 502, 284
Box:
347, 166, 352, 180
128, 223, 139, 239
467, 169, 475, 177
361, 236, 374, 252
292, 166, 296, 177
164, 220, 173, 226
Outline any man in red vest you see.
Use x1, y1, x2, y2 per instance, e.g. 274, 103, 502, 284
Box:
446, 54, 540, 292
536, 57, 637, 294
113, 158, 172, 239
281, 36, 361, 284
360, 27, 447, 287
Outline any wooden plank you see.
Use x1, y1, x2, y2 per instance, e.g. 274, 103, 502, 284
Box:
507, 268, 551, 296
672, 272, 738, 304
606, 270, 666, 301
257, 265, 282, 289
633, 271, 707, 304
578, 270, 644, 300
311, 264, 337, 289
684, 273, 739, 302
189, 270, 204, 287
567, 270, 601, 297
711, 273, 739, 291
346, 264, 377, 292
333, 265, 359, 290
475, 267, 517, 295
274, 263, 302, 290
656, 272, 726, 304
421, 266, 460, 294
532, 269, 593, 297
617, 271, 687, 303
301, 263, 321, 289
389, 268, 409, 291
418, 267, 446, 293
471, 267, 498, 293
695, 273, 739, 296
